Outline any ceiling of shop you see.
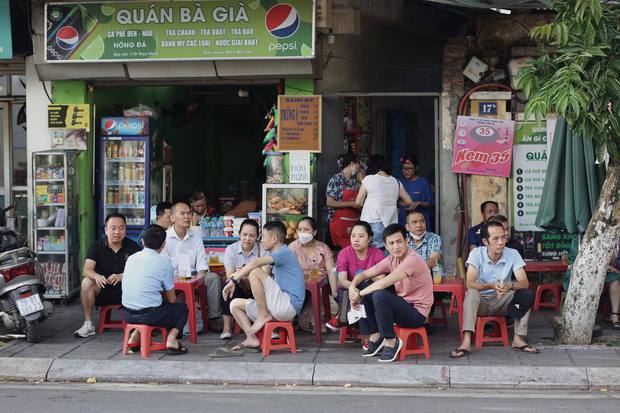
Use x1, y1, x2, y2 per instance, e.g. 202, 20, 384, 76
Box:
422, 0, 549, 9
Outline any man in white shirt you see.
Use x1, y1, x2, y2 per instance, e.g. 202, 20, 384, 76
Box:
161, 202, 223, 332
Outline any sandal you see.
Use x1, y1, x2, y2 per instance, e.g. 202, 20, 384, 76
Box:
513, 344, 540, 354
449, 348, 470, 358
611, 313, 620, 330
166, 342, 188, 355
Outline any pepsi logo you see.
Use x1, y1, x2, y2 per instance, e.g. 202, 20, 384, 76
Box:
265, 4, 300, 39
103, 119, 117, 133
56, 26, 79, 50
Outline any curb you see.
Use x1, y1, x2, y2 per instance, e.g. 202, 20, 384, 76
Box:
2, 357, 620, 390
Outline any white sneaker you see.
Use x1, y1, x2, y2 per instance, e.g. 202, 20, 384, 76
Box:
219, 332, 232, 340
74, 321, 95, 338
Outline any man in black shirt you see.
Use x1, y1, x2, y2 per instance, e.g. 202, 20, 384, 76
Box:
74, 213, 142, 338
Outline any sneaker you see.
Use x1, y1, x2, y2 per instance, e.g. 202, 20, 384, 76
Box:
219, 332, 232, 340
325, 317, 344, 332
362, 338, 385, 357
378, 338, 403, 363
74, 321, 95, 338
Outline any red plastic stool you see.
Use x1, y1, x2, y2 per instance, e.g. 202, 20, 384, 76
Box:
448, 295, 458, 315
97, 304, 126, 334
429, 299, 448, 327
233, 321, 241, 335
475, 316, 509, 348
122, 323, 168, 359
338, 325, 360, 344
394, 325, 430, 360
534, 284, 561, 311
256, 321, 297, 357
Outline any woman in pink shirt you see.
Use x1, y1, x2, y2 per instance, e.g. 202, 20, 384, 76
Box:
349, 224, 433, 363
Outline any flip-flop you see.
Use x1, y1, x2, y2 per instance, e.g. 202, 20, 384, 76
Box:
166, 342, 188, 356
127, 343, 140, 353
449, 348, 470, 358
209, 347, 244, 358
512, 344, 540, 354
231, 344, 261, 353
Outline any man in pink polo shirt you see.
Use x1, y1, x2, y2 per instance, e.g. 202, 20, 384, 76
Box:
349, 224, 433, 362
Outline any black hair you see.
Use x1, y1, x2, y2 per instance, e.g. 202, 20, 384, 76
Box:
240, 218, 259, 234
488, 214, 508, 224
142, 224, 167, 249
337, 153, 359, 171
405, 209, 425, 221
382, 224, 407, 241
190, 190, 207, 203
298, 216, 316, 231
156, 201, 172, 218
366, 154, 390, 175
401, 153, 418, 167
263, 221, 286, 243
351, 221, 373, 239
480, 220, 505, 240
171, 201, 190, 213
480, 201, 499, 213
105, 212, 126, 225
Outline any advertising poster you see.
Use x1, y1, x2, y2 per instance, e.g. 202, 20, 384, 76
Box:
289, 151, 311, 183
512, 122, 547, 231
278, 95, 322, 152
48, 104, 91, 150
45, 1, 315, 62
451, 116, 515, 177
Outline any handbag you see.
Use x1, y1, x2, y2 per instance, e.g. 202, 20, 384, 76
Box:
337, 289, 351, 325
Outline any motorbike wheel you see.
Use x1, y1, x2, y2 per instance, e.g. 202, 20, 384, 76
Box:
25, 320, 41, 343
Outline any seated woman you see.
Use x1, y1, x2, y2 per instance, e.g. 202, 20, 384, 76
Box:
288, 216, 337, 297
326, 221, 385, 331
220, 219, 264, 339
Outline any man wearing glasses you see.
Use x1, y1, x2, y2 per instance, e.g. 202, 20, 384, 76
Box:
398, 154, 434, 229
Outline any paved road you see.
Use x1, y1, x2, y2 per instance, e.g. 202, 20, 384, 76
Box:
0, 382, 618, 413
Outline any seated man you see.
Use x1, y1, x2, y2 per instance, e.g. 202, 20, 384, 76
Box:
450, 220, 539, 358
155, 201, 172, 229
349, 224, 434, 363
224, 221, 305, 351
468, 201, 499, 251
122, 225, 189, 355
161, 201, 223, 331
74, 213, 141, 338
405, 210, 441, 269
488, 214, 524, 257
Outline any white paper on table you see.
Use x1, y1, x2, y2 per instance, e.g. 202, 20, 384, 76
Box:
347, 304, 367, 325
178, 254, 191, 277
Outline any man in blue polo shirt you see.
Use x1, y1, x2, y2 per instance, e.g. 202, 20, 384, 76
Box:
450, 220, 538, 358
122, 225, 189, 355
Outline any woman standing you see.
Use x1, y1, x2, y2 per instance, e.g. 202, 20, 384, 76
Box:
356, 155, 414, 250
326, 154, 364, 248
398, 153, 434, 229
220, 219, 263, 339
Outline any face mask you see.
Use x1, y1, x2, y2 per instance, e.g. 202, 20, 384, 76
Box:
298, 232, 314, 245
410, 231, 425, 241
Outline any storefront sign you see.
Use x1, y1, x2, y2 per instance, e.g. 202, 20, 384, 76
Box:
289, 151, 311, 183
278, 95, 322, 152
44, 1, 315, 62
451, 116, 515, 177
0, 0, 13, 59
48, 104, 91, 129
513, 231, 575, 260
512, 122, 547, 231
50, 129, 88, 150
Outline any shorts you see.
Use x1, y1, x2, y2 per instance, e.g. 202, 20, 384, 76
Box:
95, 284, 122, 306
245, 277, 297, 322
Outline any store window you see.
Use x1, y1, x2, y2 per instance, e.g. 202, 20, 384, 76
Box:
0, 76, 8, 97
11, 103, 27, 187
0, 104, 5, 206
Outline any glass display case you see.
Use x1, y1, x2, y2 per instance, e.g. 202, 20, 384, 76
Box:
262, 184, 316, 243
32, 151, 80, 300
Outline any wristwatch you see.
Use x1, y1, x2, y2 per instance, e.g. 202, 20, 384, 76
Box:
231, 277, 240, 286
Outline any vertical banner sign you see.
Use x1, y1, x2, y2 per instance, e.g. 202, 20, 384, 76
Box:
45, 1, 315, 62
278, 95, 322, 152
289, 151, 311, 183
512, 122, 547, 231
0, 0, 13, 59
451, 116, 515, 177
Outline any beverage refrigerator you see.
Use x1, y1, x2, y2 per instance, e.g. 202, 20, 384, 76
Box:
99, 117, 151, 242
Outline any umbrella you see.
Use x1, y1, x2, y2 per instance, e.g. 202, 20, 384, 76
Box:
535, 117, 605, 233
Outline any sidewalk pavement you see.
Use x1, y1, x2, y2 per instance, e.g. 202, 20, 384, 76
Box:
1, 302, 619, 390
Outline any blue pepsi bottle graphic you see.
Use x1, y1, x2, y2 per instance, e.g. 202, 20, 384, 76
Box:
46, 4, 99, 61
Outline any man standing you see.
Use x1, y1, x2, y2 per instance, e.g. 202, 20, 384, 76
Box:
161, 202, 223, 331
450, 220, 539, 358
155, 201, 173, 229
224, 221, 305, 351
468, 201, 499, 250
122, 225, 189, 355
74, 213, 142, 338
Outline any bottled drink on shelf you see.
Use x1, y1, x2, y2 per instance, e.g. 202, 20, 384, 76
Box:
127, 142, 133, 158
127, 189, 133, 205
106, 143, 112, 158
118, 166, 125, 181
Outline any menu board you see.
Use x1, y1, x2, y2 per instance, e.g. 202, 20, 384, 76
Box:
278, 95, 322, 152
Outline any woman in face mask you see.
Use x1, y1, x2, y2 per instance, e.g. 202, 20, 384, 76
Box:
288, 216, 337, 297
326, 153, 364, 248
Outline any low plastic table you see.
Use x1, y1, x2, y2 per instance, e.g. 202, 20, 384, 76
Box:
174, 276, 208, 344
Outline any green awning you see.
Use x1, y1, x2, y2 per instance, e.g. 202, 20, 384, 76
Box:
535, 118, 604, 233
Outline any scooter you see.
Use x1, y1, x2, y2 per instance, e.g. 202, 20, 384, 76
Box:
0, 202, 54, 342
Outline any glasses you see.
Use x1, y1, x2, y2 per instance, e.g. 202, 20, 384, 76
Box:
402, 167, 415, 171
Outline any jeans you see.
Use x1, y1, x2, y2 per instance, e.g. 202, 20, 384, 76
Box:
369, 222, 385, 251
123, 302, 189, 332
359, 289, 426, 339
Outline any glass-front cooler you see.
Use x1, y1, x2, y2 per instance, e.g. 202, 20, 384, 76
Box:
99, 117, 150, 241
32, 151, 80, 300
262, 184, 316, 243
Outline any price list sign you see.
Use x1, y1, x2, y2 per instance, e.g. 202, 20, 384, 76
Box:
278, 95, 322, 153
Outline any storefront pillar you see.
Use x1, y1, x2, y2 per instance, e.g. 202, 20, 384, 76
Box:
50, 80, 95, 273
